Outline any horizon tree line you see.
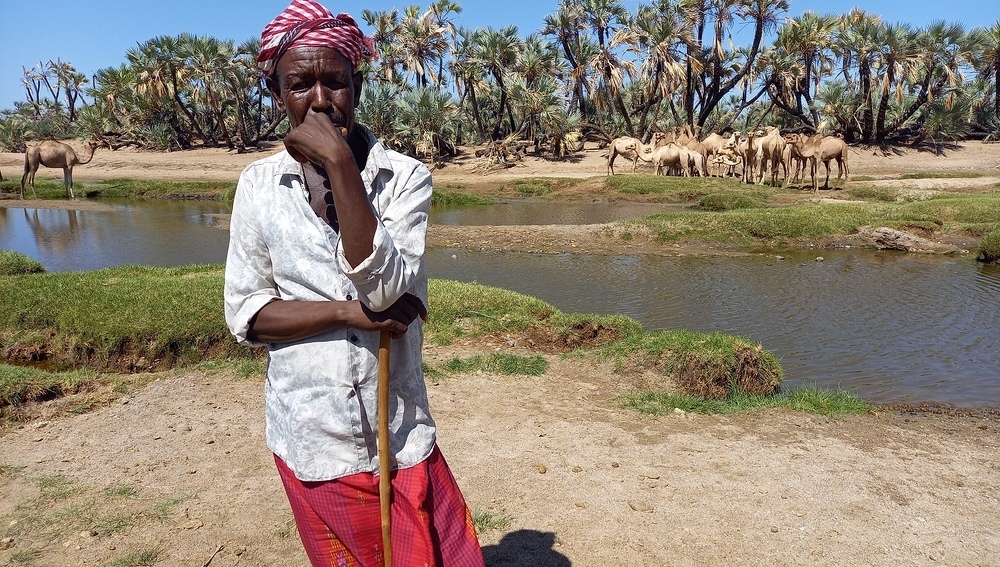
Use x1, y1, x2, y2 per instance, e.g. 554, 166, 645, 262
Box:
1, 0, 999, 161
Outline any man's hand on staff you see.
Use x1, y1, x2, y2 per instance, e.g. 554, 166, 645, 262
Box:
354, 292, 428, 339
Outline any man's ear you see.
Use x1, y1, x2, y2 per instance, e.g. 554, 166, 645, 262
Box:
265, 75, 285, 112
352, 71, 363, 107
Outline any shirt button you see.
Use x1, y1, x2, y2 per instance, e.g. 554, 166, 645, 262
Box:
346, 294, 353, 300
349, 334, 359, 344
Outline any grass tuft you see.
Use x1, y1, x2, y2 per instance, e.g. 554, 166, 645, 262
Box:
978, 229, 1000, 263
599, 330, 783, 400
621, 384, 870, 418
107, 547, 165, 567
442, 353, 548, 376
473, 509, 513, 533
898, 171, 983, 179
0, 250, 45, 275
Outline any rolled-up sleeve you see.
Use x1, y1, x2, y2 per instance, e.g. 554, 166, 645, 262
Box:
338, 163, 431, 312
224, 171, 280, 346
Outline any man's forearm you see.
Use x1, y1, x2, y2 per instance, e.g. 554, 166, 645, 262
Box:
248, 299, 353, 344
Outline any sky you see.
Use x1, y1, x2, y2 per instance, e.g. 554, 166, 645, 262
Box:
0, 0, 996, 111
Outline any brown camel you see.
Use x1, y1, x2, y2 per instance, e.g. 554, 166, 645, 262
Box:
606, 133, 665, 175
783, 133, 850, 192
20, 140, 97, 199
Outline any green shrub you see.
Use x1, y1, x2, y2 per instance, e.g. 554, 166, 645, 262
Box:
0, 251, 45, 275
698, 191, 763, 211
978, 230, 1000, 263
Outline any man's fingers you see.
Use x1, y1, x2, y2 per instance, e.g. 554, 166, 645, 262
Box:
402, 293, 428, 321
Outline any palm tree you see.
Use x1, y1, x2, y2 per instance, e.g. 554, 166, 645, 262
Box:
880, 21, 976, 142
182, 35, 237, 149
127, 35, 207, 144
581, 0, 634, 134
979, 21, 1000, 120
616, 1, 691, 136
450, 26, 487, 141
362, 9, 404, 86
428, 0, 463, 88
394, 86, 460, 165
773, 11, 837, 125
398, 6, 450, 88
832, 12, 883, 141
872, 22, 920, 142
476, 25, 522, 139
543, 1, 590, 118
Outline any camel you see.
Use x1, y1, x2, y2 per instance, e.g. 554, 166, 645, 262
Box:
20, 140, 97, 199
755, 126, 787, 186
698, 132, 728, 176
783, 133, 850, 192
783, 137, 809, 187
637, 143, 688, 176
712, 148, 742, 178
606, 135, 663, 175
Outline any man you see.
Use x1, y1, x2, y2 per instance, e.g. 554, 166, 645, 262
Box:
223, 1, 485, 565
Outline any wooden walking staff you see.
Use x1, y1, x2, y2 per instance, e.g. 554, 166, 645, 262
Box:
377, 330, 393, 567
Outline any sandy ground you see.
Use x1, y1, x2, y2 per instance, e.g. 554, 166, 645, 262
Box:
2, 140, 1000, 566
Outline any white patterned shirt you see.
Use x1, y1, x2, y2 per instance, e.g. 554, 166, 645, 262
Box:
224, 127, 435, 481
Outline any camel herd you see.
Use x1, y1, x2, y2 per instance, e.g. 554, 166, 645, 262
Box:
607, 125, 850, 192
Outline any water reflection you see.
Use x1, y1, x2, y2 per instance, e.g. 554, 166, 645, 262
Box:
0, 200, 230, 272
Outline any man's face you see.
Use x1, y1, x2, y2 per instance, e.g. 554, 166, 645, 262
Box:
269, 46, 364, 133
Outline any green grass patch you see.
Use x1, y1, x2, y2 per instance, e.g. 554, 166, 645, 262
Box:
472, 509, 512, 533
620, 193, 1000, 246
849, 175, 878, 181
0, 177, 233, 201
697, 191, 764, 211
8, 550, 41, 564
0, 264, 240, 372
898, 171, 983, 179
106, 548, 165, 567
846, 186, 900, 202
495, 177, 585, 199
442, 353, 548, 376
621, 385, 870, 418
150, 493, 197, 522
80, 178, 233, 200
598, 329, 783, 400
431, 189, 493, 206
426, 280, 642, 347
978, 229, 1000, 263
0, 251, 45, 275
0, 271, 788, 424
1, 463, 26, 476
102, 483, 139, 499
604, 174, 774, 203
0, 364, 100, 408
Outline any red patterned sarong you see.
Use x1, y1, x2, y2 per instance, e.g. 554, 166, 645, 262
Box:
275, 446, 485, 567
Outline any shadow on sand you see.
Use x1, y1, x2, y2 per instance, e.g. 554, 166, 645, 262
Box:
482, 529, 572, 566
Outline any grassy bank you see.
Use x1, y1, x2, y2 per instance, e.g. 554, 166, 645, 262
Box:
0, 262, 863, 427
0, 177, 235, 202
612, 193, 1000, 246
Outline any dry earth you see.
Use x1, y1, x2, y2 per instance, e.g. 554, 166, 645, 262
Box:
1, 140, 1000, 566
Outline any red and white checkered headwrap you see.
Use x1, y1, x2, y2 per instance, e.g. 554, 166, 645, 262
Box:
257, 0, 376, 75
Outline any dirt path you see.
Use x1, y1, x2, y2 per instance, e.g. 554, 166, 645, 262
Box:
1, 350, 997, 566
